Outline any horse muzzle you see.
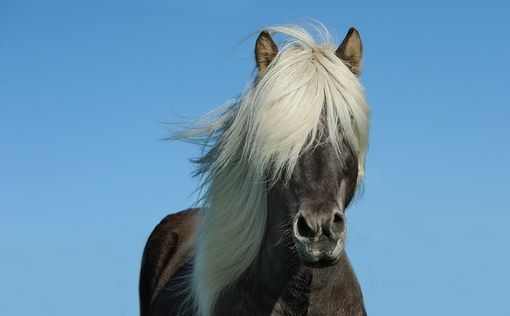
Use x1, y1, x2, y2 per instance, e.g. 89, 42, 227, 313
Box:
292, 210, 346, 268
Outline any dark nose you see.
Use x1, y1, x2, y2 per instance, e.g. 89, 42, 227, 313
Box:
294, 211, 345, 241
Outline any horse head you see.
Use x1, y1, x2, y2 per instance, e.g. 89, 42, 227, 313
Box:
255, 27, 364, 268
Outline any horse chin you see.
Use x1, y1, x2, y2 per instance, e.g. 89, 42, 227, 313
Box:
301, 257, 340, 269
294, 241, 343, 269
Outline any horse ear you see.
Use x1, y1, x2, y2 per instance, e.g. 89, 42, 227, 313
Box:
335, 27, 363, 76
255, 31, 278, 75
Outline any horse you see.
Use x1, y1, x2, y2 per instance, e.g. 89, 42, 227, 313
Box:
139, 23, 371, 316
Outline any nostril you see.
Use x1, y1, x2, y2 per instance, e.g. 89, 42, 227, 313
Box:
333, 213, 343, 224
296, 215, 316, 239
331, 212, 346, 235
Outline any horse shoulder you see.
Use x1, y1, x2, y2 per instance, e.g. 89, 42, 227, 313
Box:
139, 208, 199, 316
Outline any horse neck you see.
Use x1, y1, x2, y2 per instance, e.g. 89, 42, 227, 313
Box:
212, 183, 298, 314
257, 182, 302, 282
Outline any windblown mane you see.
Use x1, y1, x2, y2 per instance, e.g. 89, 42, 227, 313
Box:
174, 24, 370, 315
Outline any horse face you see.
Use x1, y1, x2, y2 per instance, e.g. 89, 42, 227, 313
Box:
257, 26, 364, 267
287, 140, 358, 268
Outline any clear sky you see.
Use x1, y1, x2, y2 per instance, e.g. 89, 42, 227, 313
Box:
1, 0, 509, 315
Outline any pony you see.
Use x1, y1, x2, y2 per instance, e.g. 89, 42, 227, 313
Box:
140, 23, 371, 316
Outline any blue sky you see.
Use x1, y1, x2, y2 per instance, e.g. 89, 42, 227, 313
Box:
1, 0, 509, 315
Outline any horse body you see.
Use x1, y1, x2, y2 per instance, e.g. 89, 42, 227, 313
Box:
139, 209, 199, 316
140, 23, 371, 315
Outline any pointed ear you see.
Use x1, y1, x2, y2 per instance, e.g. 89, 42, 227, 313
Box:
335, 27, 363, 76
255, 31, 278, 75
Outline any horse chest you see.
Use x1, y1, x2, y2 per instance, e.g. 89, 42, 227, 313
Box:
270, 265, 366, 316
